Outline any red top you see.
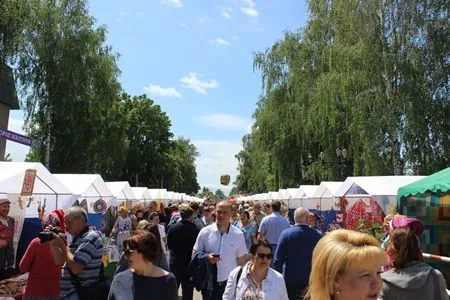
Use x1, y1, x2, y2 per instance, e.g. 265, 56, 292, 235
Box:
19, 238, 62, 297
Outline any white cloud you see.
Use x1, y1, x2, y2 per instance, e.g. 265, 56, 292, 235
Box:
240, 7, 258, 17
221, 7, 233, 19
194, 114, 252, 132
143, 84, 181, 98
181, 73, 219, 95
136, 12, 145, 17
4, 117, 30, 162
193, 140, 243, 194
210, 37, 231, 46
161, 0, 183, 8
240, 0, 258, 17
180, 22, 190, 28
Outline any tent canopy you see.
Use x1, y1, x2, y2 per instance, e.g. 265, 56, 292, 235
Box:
54, 174, 113, 200
335, 176, 424, 197
299, 185, 319, 198
105, 181, 135, 202
131, 187, 151, 201
287, 188, 304, 199
0, 162, 72, 196
0, 162, 74, 217
313, 181, 343, 199
397, 167, 450, 200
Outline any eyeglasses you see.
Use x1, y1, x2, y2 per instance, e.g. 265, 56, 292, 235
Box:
256, 253, 273, 260
124, 248, 136, 257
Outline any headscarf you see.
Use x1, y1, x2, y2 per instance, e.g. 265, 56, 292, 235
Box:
42, 209, 66, 232
389, 215, 424, 236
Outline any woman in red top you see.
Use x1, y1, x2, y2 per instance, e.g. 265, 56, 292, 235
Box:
20, 209, 66, 300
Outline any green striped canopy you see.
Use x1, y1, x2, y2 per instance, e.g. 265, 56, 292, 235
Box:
397, 167, 450, 200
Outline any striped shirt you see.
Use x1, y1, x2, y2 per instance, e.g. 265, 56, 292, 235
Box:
258, 212, 290, 245
60, 229, 103, 298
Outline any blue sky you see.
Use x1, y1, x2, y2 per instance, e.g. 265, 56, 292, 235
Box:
7, 0, 308, 194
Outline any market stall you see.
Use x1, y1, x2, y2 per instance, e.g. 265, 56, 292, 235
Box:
334, 176, 424, 229
397, 167, 450, 285
131, 187, 151, 205
0, 162, 74, 298
106, 181, 136, 208
54, 174, 114, 231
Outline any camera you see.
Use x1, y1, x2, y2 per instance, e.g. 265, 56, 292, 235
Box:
38, 228, 61, 243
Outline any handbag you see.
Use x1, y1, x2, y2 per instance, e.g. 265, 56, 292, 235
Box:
69, 263, 110, 300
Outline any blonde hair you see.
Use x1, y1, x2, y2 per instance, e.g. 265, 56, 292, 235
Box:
136, 220, 149, 230
305, 229, 386, 300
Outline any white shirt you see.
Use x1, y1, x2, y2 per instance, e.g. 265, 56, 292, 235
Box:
193, 223, 248, 282
223, 262, 289, 300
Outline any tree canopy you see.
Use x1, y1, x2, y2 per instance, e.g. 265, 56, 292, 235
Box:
3, 0, 200, 194
235, 0, 449, 194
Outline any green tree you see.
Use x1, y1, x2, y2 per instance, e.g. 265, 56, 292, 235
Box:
166, 137, 200, 194
236, 0, 449, 193
214, 189, 226, 200
121, 93, 173, 188
17, 0, 126, 177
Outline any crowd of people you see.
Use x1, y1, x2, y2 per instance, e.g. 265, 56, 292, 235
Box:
0, 195, 448, 300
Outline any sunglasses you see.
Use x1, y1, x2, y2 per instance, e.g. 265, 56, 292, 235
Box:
124, 248, 137, 257
256, 253, 273, 260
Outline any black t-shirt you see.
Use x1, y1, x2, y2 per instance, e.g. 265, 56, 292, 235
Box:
108, 269, 177, 300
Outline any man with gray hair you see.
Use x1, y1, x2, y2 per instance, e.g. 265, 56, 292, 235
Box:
50, 206, 105, 299
274, 207, 322, 300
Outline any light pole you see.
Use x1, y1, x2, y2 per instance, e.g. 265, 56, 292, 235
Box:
336, 148, 348, 181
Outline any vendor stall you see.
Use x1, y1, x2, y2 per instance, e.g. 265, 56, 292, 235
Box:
106, 181, 136, 208
131, 187, 151, 205
397, 167, 450, 285
54, 174, 114, 231
334, 176, 424, 229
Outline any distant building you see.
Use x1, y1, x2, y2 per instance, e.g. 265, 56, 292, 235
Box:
0, 63, 20, 160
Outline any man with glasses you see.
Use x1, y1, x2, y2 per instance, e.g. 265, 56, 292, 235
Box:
50, 207, 104, 300
193, 201, 247, 300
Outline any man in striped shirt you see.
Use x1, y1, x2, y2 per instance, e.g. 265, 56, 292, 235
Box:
51, 207, 103, 299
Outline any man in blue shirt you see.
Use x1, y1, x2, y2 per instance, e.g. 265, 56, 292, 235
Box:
258, 200, 290, 255
274, 207, 322, 300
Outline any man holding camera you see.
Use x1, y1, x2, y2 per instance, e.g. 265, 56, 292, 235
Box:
50, 207, 104, 300
193, 201, 247, 300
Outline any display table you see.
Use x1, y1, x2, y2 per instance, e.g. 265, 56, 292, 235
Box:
0, 273, 28, 300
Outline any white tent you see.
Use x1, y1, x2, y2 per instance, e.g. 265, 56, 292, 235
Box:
131, 187, 151, 203
334, 176, 424, 214
0, 162, 74, 218
277, 189, 290, 200
289, 185, 319, 209
287, 188, 304, 208
106, 181, 136, 206
54, 174, 114, 213
311, 181, 343, 210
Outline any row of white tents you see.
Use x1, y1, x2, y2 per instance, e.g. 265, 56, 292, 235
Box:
0, 162, 203, 218
236, 176, 424, 214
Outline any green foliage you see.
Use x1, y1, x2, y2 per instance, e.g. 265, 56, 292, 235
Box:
236, 0, 449, 193
214, 189, 226, 200
8, 0, 199, 194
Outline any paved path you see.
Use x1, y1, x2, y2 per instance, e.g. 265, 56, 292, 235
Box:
178, 287, 202, 300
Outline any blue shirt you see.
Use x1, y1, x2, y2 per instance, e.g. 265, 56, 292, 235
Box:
258, 212, 290, 245
273, 224, 322, 286
237, 223, 256, 250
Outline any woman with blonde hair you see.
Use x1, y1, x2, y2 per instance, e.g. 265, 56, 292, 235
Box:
305, 229, 386, 300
